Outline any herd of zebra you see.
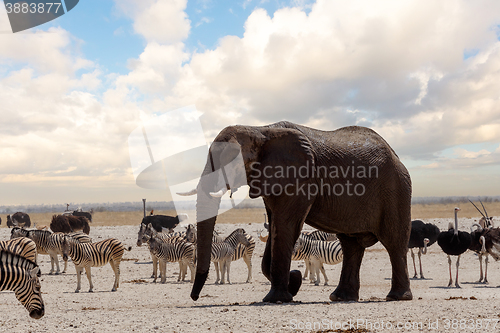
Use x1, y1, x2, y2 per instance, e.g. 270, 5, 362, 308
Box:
0, 213, 131, 319
7, 204, 500, 320
0, 211, 343, 320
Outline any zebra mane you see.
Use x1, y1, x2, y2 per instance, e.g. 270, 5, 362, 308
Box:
0, 250, 38, 270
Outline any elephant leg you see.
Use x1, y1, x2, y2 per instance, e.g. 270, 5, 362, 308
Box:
261, 208, 272, 282
261, 235, 272, 282
330, 234, 364, 301
262, 199, 310, 303
379, 236, 412, 301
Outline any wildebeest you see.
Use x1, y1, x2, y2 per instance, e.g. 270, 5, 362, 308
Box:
72, 209, 93, 222
6, 212, 31, 228
50, 215, 90, 235
141, 213, 188, 233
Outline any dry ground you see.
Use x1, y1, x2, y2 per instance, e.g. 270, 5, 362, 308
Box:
1, 207, 500, 332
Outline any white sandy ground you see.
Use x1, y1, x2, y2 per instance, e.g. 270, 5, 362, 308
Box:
1, 218, 500, 333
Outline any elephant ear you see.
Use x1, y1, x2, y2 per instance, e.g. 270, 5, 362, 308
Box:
248, 128, 315, 199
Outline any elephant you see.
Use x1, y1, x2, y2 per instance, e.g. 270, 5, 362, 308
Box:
179, 120, 412, 303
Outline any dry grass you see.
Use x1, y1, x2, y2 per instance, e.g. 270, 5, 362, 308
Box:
1, 202, 497, 229
411, 202, 500, 219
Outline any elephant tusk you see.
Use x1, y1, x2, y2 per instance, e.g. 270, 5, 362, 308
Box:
210, 187, 228, 197
176, 189, 197, 196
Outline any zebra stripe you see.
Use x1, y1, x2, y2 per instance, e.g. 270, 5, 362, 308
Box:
186, 224, 255, 283
137, 223, 189, 279
210, 228, 251, 284
301, 230, 337, 242
68, 232, 92, 243
294, 237, 343, 286
0, 237, 37, 263
10, 228, 69, 274
66, 237, 132, 292
0, 250, 44, 319
148, 235, 195, 283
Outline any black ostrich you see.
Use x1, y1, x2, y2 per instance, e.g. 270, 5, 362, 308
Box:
408, 220, 440, 279
437, 207, 472, 288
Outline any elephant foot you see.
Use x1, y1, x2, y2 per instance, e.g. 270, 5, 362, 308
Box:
386, 290, 412, 301
329, 288, 359, 302
263, 288, 293, 303
288, 270, 302, 297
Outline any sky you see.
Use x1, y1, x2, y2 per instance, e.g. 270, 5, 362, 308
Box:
0, 0, 500, 206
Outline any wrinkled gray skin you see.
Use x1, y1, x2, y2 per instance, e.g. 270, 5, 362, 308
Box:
188, 121, 412, 303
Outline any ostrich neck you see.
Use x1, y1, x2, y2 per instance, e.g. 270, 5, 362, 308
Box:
454, 210, 459, 236
421, 242, 428, 254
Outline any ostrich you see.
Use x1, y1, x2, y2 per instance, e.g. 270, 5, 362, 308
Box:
469, 199, 495, 283
408, 220, 440, 279
437, 207, 472, 288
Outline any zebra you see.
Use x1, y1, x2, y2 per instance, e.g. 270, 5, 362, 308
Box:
301, 230, 338, 242
186, 224, 256, 283
145, 233, 195, 283
137, 223, 188, 279
293, 237, 343, 285
65, 237, 132, 292
210, 228, 252, 285
0, 250, 44, 319
10, 227, 70, 274
295, 230, 338, 280
68, 231, 92, 244
0, 237, 38, 263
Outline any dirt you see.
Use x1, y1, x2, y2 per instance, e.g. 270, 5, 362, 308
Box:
1, 217, 500, 332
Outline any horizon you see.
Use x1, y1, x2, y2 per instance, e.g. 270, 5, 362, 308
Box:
1, 1, 500, 206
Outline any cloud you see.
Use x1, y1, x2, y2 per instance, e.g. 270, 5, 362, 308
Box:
116, 0, 500, 164
114, 0, 190, 43
2, 0, 500, 203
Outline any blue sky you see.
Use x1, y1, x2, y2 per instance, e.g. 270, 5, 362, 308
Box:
0, 0, 500, 206
39, 0, 297, 75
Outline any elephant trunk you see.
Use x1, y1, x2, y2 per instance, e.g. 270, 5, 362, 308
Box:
191, 216, 216, 300
190, 174, 221, 301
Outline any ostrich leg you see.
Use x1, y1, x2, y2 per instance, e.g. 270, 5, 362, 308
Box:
476, 254, 484, 283
410, 249, 418, 278
447, 255, 453, 287
418, 249, 425, 279
484, 255, 489, 284
455, 255, 461, 288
